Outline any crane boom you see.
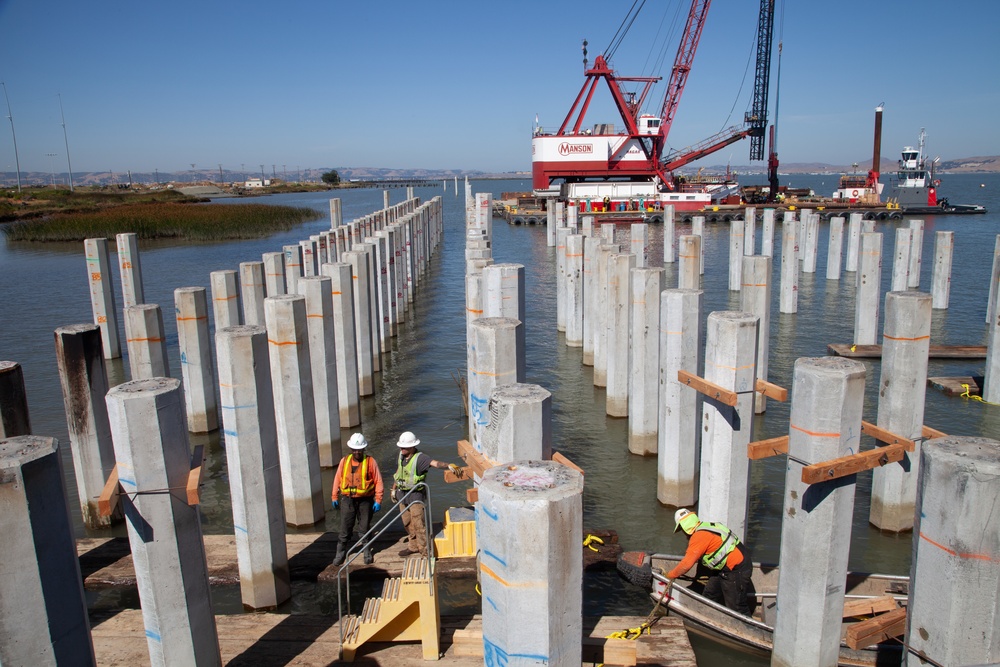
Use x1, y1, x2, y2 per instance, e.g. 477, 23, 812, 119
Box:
747, 0, 775, 160
658, 0, 712, 146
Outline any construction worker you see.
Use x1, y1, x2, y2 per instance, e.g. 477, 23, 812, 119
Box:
664, 508, 754, 615
391, 431, 463, 557
332, 433, 384, 566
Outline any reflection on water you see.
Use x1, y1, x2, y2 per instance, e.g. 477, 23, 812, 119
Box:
3, 174, 999, 664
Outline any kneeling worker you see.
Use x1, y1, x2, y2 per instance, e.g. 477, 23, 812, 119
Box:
665, 508, 753, 615
332, 433, 384, 566
392, 431, 463, 557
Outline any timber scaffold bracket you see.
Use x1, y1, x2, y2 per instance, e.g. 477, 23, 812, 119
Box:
97, 445, 205, 517
747, 424, 948, 485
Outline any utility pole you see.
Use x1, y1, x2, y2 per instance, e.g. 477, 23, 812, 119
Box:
58, 93, 74, 192
1, 81, 22, 193
260, 164, 265, 183
271, 164, 276, 180
45, 153, 57, 186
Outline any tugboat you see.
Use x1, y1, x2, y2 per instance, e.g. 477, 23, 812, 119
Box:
888, 129, 987, 214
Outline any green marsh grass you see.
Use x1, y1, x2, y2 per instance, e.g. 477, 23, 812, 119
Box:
3, 202, 321, 242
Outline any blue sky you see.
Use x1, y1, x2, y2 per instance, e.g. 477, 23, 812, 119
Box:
1, 0, 998, 174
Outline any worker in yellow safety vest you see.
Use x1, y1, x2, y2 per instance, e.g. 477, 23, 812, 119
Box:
332, 433, 384, 565
391, 431, 463, 557
665, 508, 755, 615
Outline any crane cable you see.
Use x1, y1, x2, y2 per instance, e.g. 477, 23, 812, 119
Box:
603, 0, 647, 60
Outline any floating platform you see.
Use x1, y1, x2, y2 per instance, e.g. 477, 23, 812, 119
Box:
828, 344, 987, 359
77, 528, 622, 588
90, 610, 696, 666
927, 376, 983, 397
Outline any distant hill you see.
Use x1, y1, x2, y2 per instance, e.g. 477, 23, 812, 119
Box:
3, 156, 997, 188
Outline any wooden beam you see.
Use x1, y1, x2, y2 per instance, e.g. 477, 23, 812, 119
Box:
922, 425, 947, 440
444, 466, 473, 483
552, 450, 584, 475
748, 435, 789, 460
845, 607, 907, 649
676, 370, 737, 406
861, 421, 915, 452
842, 596, 899, 618
755, 378, 788, 402
456, 439, 496, 479
466, 488, 479, 504
801, 444, 905, 485
98, 465, 120, 518
186, 445, 204, 506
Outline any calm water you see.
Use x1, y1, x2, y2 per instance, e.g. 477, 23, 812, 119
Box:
2, 173, 999, 664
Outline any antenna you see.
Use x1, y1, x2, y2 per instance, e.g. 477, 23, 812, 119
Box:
58, 93, 75, 192
1, 82, 22, 193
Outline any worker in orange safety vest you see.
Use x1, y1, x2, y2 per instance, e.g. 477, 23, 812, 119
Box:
332, 433, 384, 566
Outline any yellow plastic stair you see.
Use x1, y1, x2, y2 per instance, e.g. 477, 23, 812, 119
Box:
341, 556, 440, 661
433, 506, 476, 558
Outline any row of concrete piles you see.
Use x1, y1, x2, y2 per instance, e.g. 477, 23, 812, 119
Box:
532, 204, 1000, 665
0, 193, 444, 666
456, 184, 584, 665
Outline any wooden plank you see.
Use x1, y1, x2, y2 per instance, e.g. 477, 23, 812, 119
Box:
801, 444, 905, 485
861, 421, 915, 452
842, 595, 898, 618
928, 376, 981, 397
98, 465, 120, 518
186, 445, 204, 506
748, 435, 789, 460
552, 450, 584, 475
676, 369, 737, 406
922, 425, 947, 440
455, 439, 496, 478
466, 488, 478, 504
830, 344, 986, 359
755, 378, 788, 402
444, 466, 473, 483
845, 607, 907, 649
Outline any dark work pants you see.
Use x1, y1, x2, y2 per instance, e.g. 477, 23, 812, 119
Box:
701, 546, 754, 615
337, 496, 374, 554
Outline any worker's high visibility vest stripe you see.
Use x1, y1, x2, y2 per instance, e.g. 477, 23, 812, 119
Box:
394, 453, 427, 491
340, 455, 373, 497
698, 522, 740, 570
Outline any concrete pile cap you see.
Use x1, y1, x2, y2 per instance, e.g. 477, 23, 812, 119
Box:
54, 323, 100, 335
481, 460, 582, 498
0, 435, 57, 469
108, 377, 181, 397
923, 436, 1000, 470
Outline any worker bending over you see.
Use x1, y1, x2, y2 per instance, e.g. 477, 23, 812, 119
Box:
332, 433, 384, 566
665, 508, 754, 615
391, 431, 463, 557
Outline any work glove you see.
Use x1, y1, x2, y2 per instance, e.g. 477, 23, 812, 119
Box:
332, 500, 339, 509
448, 463, 463, 477
390, 488, 398, 502
373, 503, 381, 512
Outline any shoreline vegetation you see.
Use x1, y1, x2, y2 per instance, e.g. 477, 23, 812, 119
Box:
1, 187, 321, 242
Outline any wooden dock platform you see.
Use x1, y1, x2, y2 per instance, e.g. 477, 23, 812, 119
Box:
77, 528, 622, 588
90, 610, 696, 666
828, 344, 987, 359
927, 376, 983, 397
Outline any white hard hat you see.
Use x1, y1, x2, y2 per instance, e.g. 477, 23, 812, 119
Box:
348, 433, 368, 450
396, 431, 420, 448
674, 508, 700, 534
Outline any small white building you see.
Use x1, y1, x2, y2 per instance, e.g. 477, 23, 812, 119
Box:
245, 178, 271, 188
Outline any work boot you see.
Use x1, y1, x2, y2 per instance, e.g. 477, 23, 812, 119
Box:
333, 547, 346, 566
363, 550, 374, 565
